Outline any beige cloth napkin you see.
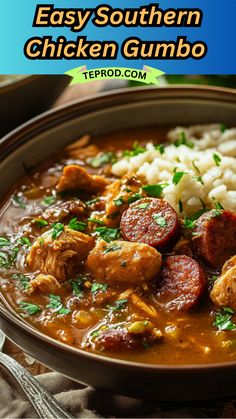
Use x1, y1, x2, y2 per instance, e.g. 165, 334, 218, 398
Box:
0, 370, 236, 419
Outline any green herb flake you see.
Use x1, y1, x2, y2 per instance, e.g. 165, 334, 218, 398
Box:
91, 283, 108, 294
69, 277, 84, 298
68, 218, 87, 232
86, 198, 101, 207
52, 223, 64, 240
20, 237, 31, 247
183, 218, 195, 229
91, 330, 100, 337
172, 171, 186, 185
13, 274, 30, 290
88, 152, 116, 168
46, 294, 71, 315
103, 243, 122, 254
136, 203, 150, 210
208, 274, 218, 285
212, 197, 224, 210
12, 195, 26, 209
192, 160, 200, 174
142, 183, 168, 198
213, 308, 236, 331
0, 252, 10, 268
174, 132, 194, 149
107, 298, 128, 311
39, 238, 44, 246
195, 176, 204, 185
213, 153, 221, 167
127, 193, 142, 204
178, 199, 183, 213
155, 144, 165, 154
19, 302, 41, 315
113, 197, 124, 207
123, 142, 146, 157
220, 124, 226, 133
34, 219, 48, 228
87, 218, 104, 225
0, 237, 11, 247
42, 195, 56, 207
152, 214, 167, 228
96, 227, 120, 242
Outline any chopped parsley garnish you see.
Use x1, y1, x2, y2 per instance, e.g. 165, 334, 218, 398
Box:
107, 299, 128, 311
103, 243, 122, 254
12, 195, 26, 209
220, 124, 226, 133
153, 214, 167, 227
13, 274, 30, 290
42, 195, 56, 207
39, 238, 44, 246
91, 283, 108, 294
194, 176, 204, 185
212, 198, 224, 210
123, 142, 146, 157
213, 308, 236, 331
20, 237, 31, 247
19, 302, 41, 315
91, 330, 100, 337
174, 131, 194, 149
0, 237, 10, 247
208, 274, 218, 285
96, 227, 120, 242
136, 203, 150, 209
155, 144, 165, 154
127, 193, 142, 204
68, 218, 86, 232
113, 197, 124, 207
212, 153, 221, 166
86, 198, 101, 207
88, 152, 116, 168
87, 218, 104, 225
46, 294, 71, 315
183, 218, 195, 229
34, 219, 48, 228
69, 277, 84, 298
178, 199, 183, 213
142, 183, 168, 198
52, 223, 64, 239
0, 252, 11, 268
172, 171, 186, 185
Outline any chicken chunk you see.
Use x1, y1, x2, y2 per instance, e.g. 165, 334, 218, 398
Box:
57, 165, 109, 193
103, 173, 145, 227
210, 256, 236, 310
27, 227, 94, 282
86, 239, 162, 284
28, 274, 61, 294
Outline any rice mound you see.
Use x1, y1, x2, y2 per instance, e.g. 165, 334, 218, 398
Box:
112, 124, 236, 217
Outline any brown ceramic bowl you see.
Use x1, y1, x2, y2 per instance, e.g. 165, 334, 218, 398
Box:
0, 86, 236, 401
0, 75, 70, 137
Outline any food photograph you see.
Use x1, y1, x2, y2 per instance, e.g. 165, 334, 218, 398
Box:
0, 77, 235, 418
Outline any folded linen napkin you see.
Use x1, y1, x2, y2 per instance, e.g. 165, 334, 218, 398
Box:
0, 369, 236, 419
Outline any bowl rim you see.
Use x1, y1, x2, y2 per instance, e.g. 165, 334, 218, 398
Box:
1, 84, 236, 373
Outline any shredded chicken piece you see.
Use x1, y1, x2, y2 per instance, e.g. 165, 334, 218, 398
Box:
27, 227, 94, 282
103, 173, 145, 227
86, 239, 162, 284
28, 274, 61, 294
210, 255, 236, 310
130, 293, 158, 319
57, 165, 109, 193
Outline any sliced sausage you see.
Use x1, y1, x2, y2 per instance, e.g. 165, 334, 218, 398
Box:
93, 326, 159, 352
157, 255, 206, 311
86, 239, 162, 284
193, 210, 236, 269
120, 198, 180, 249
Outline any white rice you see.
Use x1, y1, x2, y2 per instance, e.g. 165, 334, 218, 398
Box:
112, 124, 236, 217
